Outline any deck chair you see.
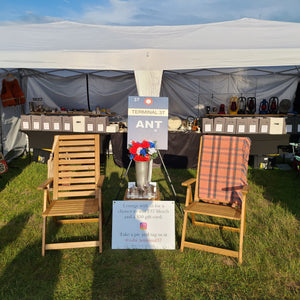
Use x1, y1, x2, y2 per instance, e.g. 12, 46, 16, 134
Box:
38, 134, 105, 256
180, 135, 251, 264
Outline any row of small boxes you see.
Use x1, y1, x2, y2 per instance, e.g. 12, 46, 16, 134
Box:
202, 117, 286, 135
20, 115, 111, 133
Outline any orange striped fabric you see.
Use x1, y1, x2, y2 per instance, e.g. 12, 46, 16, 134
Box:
198, 135, 251, 208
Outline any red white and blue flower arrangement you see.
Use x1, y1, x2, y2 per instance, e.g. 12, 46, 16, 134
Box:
129, 140, 158, 161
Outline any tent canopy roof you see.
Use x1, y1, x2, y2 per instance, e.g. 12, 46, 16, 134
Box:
0, 18, 300, 71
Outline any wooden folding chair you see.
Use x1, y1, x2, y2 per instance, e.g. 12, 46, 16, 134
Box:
180, 135, 251, 263
38, 134, 105, 256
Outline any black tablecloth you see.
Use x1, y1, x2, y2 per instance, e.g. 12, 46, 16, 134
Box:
111, 131, 201, 169
110, 131, 291, 169
23, 130, 291, 169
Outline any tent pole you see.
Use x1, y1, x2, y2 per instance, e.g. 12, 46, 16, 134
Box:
86, 74, 90, 111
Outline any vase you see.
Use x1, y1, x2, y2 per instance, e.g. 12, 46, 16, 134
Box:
135, 160, 150, 188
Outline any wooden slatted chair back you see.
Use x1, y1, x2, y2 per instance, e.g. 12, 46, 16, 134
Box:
53, 134, 100, 200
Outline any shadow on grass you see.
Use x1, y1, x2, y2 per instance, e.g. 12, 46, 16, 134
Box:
0, 211, 31, 253
92, 248, 167, 300
0, 241, 62, 299
249, 168, 300, 219
0, 155, 31, 192
0, 212, 62, 299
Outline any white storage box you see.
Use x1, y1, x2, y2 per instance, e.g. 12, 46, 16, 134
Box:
248, 118, 259, 134
258, 117, 270, 134
31, 115, 42, 131
224, 118, 236, 134
236, 118, 247, 134
201, 118, 214, 133
41, 116, 52, 131
95, 116, 108, 132
21, 115, 31, 130
106, 123, 119, 133
62, 116, 73, 132
213, 118, 225, 133
85, 116, 96, 132
51, 116, 63, 131
269, 117, 284, 134
72, 116, 86, 132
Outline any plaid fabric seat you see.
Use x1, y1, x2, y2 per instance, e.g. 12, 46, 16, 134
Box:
197, 135, 251, 208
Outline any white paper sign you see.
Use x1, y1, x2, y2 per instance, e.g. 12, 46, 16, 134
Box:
215, 124, 223, 132
227, 124, 234, 133
249, 124, 256, 133
112, 201, 175, 250
53, 122, 60, 130
64, 123, 71, 131
97, 124, 104, 132
204, 124, 211, 132
237, 124, 245, 133
87, 124, 94, 131
261, 124, 268, 133
33, 121, 40, 130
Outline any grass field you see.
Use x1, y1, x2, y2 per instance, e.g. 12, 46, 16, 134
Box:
0, 154, 299, 299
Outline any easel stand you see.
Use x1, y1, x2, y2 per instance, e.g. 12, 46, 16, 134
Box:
157, 150, 184, 215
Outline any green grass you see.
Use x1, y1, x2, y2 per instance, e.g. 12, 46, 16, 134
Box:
0, 155, 299, 299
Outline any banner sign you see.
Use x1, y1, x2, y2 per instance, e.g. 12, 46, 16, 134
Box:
112, 201, 175, 250
127, 96, 169, 150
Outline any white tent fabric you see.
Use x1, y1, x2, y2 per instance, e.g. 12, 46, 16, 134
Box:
0, 18, 300, 160
134, 70, 163, 97
1, 18, 300, 71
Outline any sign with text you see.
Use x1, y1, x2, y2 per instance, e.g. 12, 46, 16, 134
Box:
127, 96, 168, 150
112, 201, 175, 250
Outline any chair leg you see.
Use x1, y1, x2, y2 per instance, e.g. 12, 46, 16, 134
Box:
191, 213, 196, 225
243, 203, 247, 235
99, 211, 102, 253
238, 214, 246, 264
98, 193, 103, 254
42, 216, 47, 256
180, 211, 188, 252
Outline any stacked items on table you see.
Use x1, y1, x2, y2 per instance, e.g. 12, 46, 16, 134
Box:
20, 114, 119, 133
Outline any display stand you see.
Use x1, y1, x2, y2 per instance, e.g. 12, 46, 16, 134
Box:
105, 150, 184, 225
118, 150, 183, 214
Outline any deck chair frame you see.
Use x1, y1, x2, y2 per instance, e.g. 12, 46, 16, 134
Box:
180, 135, 250, 264
38, 134, 104, 256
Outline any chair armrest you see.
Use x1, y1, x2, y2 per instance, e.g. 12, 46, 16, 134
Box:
37, 177, 53, 190
241, 185, 249, 196
182, 178, 196, 187
97, 175, 105, 187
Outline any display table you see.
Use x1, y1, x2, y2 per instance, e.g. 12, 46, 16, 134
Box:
110, 131, 290, 169
22, 130, 110, 155
22, 130, 291, 169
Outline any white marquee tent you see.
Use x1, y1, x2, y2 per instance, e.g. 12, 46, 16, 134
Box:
0, 18, 300, 160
